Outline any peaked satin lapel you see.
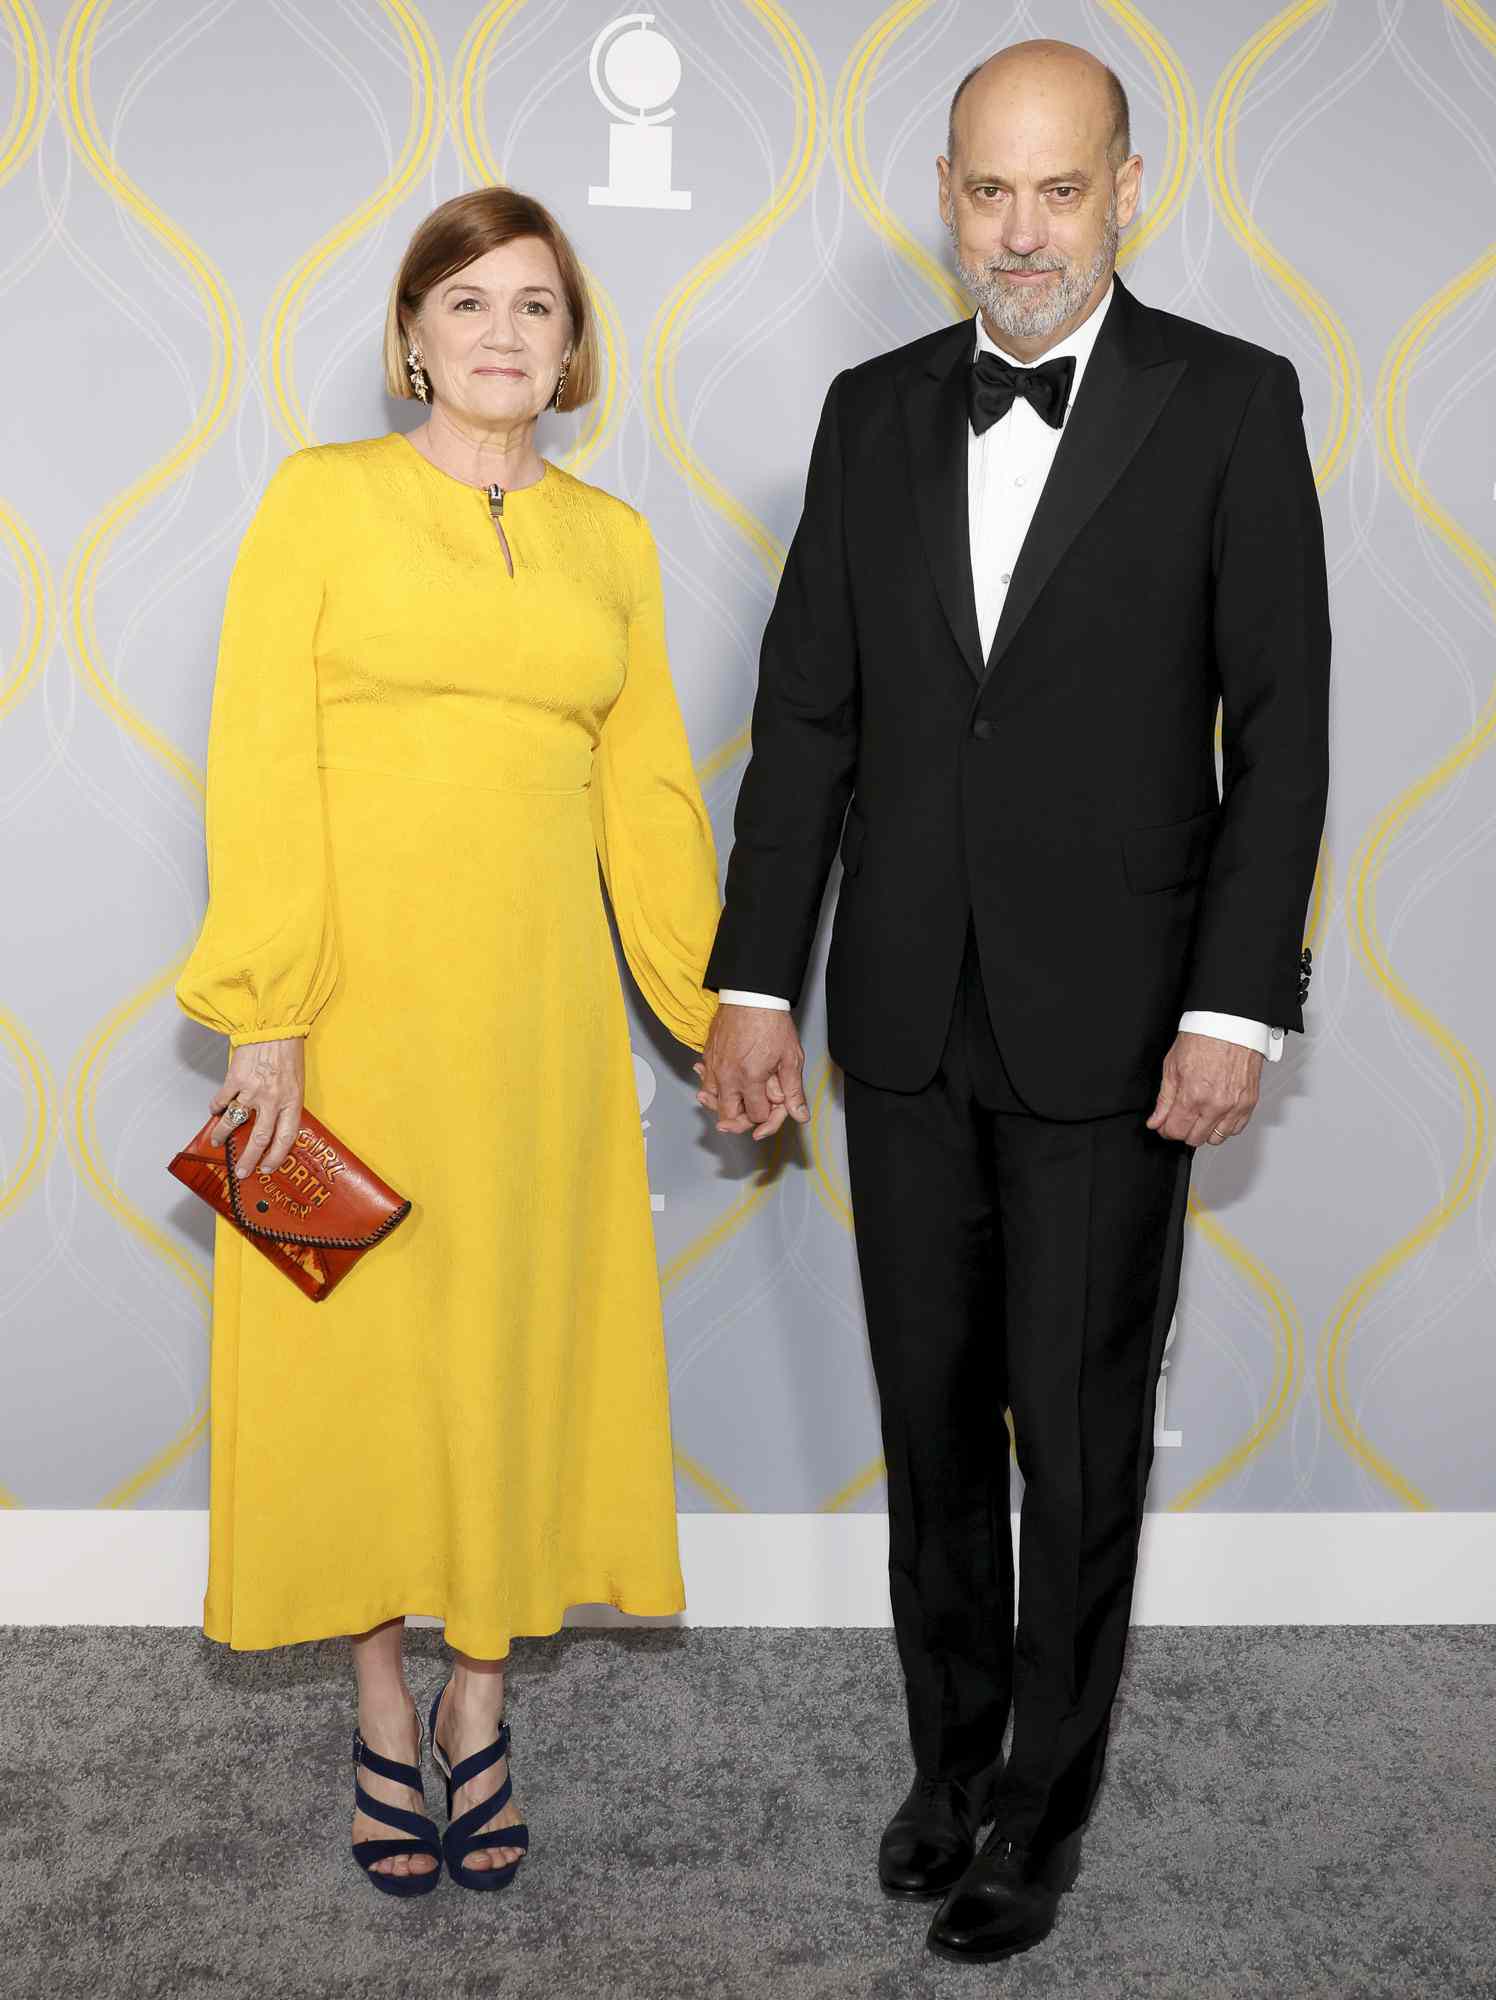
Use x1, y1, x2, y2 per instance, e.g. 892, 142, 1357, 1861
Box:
901, 321, 984, 683
980, 278, 1186, 689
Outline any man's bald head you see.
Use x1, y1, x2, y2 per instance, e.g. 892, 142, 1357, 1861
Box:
947, 41, 1130, 170
937, 38, 1142, 353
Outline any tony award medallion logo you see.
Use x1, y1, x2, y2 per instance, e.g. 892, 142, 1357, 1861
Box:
587, 13, 691, 210
1154, 1313, 1182, 1449
634, 1051, 664, 1213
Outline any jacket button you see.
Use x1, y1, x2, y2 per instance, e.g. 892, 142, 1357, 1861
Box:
971, 719, 993, 741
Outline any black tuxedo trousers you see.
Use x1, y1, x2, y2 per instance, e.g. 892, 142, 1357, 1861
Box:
841, 913, 1192, 1849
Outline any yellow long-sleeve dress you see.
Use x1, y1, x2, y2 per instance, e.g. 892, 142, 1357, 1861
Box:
175, 432, 720, 1655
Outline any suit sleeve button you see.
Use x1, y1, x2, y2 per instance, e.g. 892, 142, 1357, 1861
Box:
971, 719, 993, 741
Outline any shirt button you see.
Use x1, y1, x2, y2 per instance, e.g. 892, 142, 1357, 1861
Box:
999, 571, 1011, 585
1270, 1028, 1284, 1042
1014, 476, 1026, 487
971, 719, 993, 742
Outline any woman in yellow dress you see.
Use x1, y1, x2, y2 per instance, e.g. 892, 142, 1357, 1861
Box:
175, 188, 720, 1896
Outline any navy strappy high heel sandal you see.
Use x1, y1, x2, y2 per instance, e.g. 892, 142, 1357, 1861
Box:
428, 1677, 530, 1891
351, 1712, 444, 1897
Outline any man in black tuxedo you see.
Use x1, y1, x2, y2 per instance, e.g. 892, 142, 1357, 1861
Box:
696, 39, 1329, 1966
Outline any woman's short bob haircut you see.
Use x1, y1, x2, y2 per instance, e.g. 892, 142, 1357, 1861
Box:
382, 187, 599, 413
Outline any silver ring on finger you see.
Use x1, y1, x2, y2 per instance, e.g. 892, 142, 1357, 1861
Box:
222, 1103, 250, 1129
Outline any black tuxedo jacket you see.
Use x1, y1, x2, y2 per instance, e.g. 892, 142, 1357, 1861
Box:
703, 273, 1331, 1119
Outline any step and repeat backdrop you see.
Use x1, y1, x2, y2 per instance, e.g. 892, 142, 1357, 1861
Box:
1, 0, 1492, 1528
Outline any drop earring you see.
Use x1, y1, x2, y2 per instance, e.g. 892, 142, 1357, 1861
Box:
406, 348, 429, 402
551, 356, 570, 411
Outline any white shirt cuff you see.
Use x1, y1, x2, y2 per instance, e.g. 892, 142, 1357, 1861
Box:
718, 999, 1284, 1052
1179, 1012, 1284, 1062
717, 989, 792, 1011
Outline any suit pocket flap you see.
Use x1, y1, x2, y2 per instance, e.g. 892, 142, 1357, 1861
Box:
840, 806, 866, 876
1121, 806, 1217, 894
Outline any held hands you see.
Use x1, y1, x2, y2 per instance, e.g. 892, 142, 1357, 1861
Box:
696, 1014, 1261, 1148
208, 1037, 306, 1177
695, 1005, 811, 1143
1147, 1031, 1263, 1148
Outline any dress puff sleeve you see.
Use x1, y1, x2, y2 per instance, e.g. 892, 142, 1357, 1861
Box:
175, 452, 340, 1048
590, 508, 722, 1053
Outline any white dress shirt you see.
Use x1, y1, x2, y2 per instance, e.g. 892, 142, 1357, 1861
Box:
721, 285, 1283, 1063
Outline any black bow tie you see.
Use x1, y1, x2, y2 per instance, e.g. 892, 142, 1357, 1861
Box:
967, 350, 1076, 434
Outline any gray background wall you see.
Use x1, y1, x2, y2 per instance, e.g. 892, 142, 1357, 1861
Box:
1, 0, 1492, 1522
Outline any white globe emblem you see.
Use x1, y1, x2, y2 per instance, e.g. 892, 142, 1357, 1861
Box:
633, 1051, 657, 1114
588, 15, 692, 211
600, 22, 681, 120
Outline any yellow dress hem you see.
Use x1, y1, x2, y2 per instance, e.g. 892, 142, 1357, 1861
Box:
202, 1582, 689, 1658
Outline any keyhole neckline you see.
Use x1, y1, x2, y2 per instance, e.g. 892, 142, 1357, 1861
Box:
390, 430, 551, 499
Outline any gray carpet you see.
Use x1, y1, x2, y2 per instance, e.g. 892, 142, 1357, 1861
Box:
1, 1626, 1491, 1999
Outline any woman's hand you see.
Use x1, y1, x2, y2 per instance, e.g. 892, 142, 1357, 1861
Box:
208, 1037, 306, 1178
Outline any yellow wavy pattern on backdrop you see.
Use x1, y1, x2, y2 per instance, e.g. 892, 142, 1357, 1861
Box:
1163, 0, 1359, 1510
56, 0, 242, 800
70, 965, 212, 1508
0, 0, 51, 1510
0, 1008, 55, 1229
0, 0, 47, 189
647, 0, 826, 637
0, 519, 54, 1429
261, 0, 443, 448
54, 0, 250, 1504
1316, 0, 1496, 1510
0, 499, 50, 728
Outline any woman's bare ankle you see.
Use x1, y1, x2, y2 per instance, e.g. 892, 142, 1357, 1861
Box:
351, 1618, 418, 1744
359, 1690, 417, 1732
446, 1656, 506, 1732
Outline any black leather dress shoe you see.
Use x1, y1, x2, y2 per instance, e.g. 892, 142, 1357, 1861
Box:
877, 1765, 1001, 1900
925, 1826, 1083, 1962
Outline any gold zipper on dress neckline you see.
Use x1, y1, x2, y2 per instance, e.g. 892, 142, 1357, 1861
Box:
485, 483, 514, 578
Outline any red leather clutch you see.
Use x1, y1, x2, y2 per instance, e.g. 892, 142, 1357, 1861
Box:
168, 1104, 411, 1302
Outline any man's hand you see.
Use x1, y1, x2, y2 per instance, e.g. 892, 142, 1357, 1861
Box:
1147, 1032, 1264, 1148
695, 1004, 810, 1143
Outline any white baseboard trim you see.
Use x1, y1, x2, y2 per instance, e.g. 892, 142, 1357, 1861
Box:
1, 1512, 1491, 1629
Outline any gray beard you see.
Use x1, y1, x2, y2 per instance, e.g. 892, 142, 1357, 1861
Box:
950, 198, 1118, 343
